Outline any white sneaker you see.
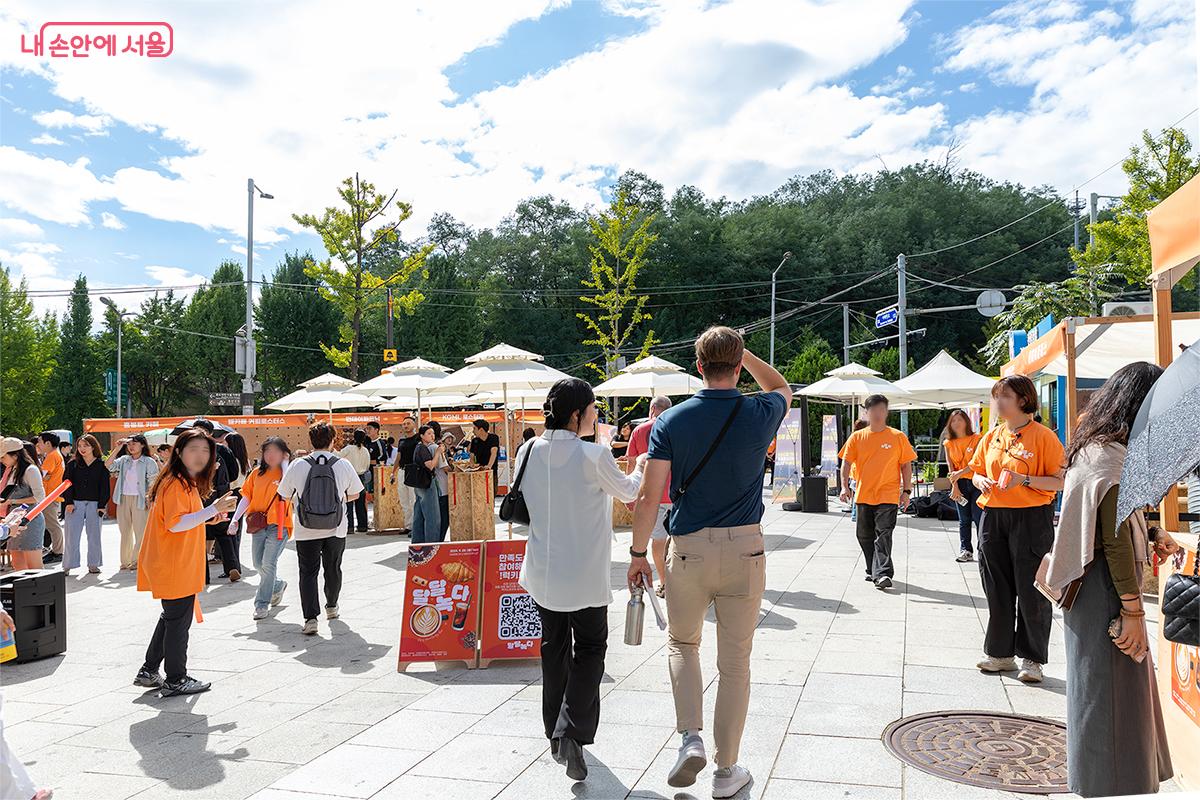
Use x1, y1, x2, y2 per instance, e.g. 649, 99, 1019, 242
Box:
1017, 659, 1044, 683
976, 655, 1018, 672
712, 765, 752, 799
955, 549, 974, 562
302, 619, 318, 635
270, 580, 286, 607
667, 735, 707, 788
326, 605, 339, 620
252, 608, 268, 620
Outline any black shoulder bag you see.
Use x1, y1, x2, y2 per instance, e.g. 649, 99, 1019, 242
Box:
668, 396, 744, 520
1163, 532, 1200, 646
498, 441, 532, 524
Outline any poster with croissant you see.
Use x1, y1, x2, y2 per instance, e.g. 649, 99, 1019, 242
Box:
397, 542, 483, 671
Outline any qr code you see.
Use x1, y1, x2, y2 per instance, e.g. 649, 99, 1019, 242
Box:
498, 593, 542, 640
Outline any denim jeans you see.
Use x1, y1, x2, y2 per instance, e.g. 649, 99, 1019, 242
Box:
955, 478, 983, 553
251, 525, 288, 611
65, 500, 103, 569
411, 485, 441, 544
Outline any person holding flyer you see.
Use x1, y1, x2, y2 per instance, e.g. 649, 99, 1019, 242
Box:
838, 395, 916, 591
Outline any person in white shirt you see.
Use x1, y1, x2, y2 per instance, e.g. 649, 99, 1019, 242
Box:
338, 428, 373, 533
515, 378, 645, 783
276, 423, 364, 636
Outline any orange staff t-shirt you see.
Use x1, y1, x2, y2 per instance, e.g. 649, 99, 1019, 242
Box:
41, 449, 65, 502
137, 476, 206, 600
968, 421, 1064, 509
838, 426, 917, 506
944, 432, 982, 480
241, 466, 292, 532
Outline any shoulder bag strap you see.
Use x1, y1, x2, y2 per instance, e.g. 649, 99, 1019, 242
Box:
510, 438, 534, 492
673, 395, 744, 502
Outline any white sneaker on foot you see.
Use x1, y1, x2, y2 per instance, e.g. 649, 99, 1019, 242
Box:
667, 734, 707, 788
270, 580, 287, 607
1017, 659, 1044, 683
302, 619, 318, 635
976, 655, 1018, 672
326, 605, 339, 620
712, 765, 752, 799
252, 607, 268, 620
955, 549, 974, 562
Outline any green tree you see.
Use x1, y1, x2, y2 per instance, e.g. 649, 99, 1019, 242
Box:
256, 251, 344, 397
47, 275, 108, 433
0, 267, 55, 433
123, 292, 194, 416
180, 261, 246, 399
293, 173, 433, 379
578, 188, 659, 391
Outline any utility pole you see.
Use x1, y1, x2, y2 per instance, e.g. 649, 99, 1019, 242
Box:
897, 253, 908, 435
769, 251, 792, 367
1073, 190, 1081, 250
385, 287, 394, 350
1089, 192, 1098, 247
242, 179, 273, 416
842, 303, 850, 365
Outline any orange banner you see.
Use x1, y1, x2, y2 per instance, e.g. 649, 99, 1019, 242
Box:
84, 410, 536, 434
398, 541, 483, 670
1149, 172, 1200, 286
1000, 324, 1065, 378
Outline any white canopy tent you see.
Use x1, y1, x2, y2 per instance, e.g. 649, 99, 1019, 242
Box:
1034, 317, 1200, 379
797, 362, 910, 406
265, 375, 372, 416
298, 372, 356, 389
889, 350, 995, 410
592, 355, 702, 398
355, 358, 452, 422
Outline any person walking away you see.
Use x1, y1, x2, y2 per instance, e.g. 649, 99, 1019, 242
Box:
518, 378, 645, 782
469, 419, 500, 496
436, 432, 454, 541
230, 437, 293, 621
277, 423, 363, 635
1, 437, 47, 572
106, 434, 159, 570
34, 432, 65, 564
625, 396, 673, 597
135, 429, 236, 696
338, 429, 372, 533
1042, 362, 1175, 796
627, 327, 791, 799
838, 395, 916, 590
192, 421, 241, 582
969, 375, 1065, 683
388, 417, 419, 536
63, 434, 110, 576
944, 410, 983, 563
408, 425, 441, 543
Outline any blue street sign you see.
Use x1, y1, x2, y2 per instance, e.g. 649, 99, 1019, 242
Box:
875, 306, 898, 328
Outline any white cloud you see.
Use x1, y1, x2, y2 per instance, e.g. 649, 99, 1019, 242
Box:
13, 242, 60, 254
30, 133, 64, 145
958, 82, 977, 92
31, 108, 111, 134
0, 147, 113, 225
100, 211, 125, 230
871, 64, 915, 94
0, 217, 44, 240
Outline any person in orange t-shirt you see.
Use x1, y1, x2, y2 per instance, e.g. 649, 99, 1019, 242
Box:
838, 395, 916, 590
943, 410, 983, 563
35, 432, 65, 562
229, 437, 294, 620
134, 429, 236, 697
968, 375, 1065, 684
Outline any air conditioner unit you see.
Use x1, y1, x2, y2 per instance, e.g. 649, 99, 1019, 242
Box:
1101, 301, 1154, 317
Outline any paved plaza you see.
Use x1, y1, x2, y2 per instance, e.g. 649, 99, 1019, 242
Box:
1, 500, 1174, 800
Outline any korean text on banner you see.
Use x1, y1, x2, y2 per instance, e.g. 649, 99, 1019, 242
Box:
479, 539, 542, 664
398, 542, 483, 671
819, 415, 839, 477
771, 409, 803, 503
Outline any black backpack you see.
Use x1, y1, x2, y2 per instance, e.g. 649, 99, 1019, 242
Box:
297, 454, 344, 529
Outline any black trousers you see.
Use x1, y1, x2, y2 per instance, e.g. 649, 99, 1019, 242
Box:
979, 504, 1054, 664
347, 495, 368, 531
143, 595, 195, 683
536, 603, 608, 745
296, 536, 345, 621
855, 503, 897, 580
438, 494, 449, 541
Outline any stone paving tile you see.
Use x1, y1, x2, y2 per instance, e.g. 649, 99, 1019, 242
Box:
371, 775, 505, 800
405, 732, 549, 783
269, 743, 426, 797
349, 707, 480, 751
773, 734, 902, 788
494, 756, 643, 800
760, 778, 902, 800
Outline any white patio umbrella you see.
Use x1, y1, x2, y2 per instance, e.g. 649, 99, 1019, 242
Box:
298, 372, 356, 389
264, 375, 373, 417
592, 355, 703, 398
375, 393, 475, 411
888, 350, 995, 410
797, 362, 910, 406
355, 358, 452, 422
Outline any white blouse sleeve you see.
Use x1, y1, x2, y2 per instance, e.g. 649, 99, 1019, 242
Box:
594, 449, 643, 504
25, 466, 45, 503
170, 504, 221, 532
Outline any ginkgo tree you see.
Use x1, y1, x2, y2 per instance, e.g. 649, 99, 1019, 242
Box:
294, 173, 433, 379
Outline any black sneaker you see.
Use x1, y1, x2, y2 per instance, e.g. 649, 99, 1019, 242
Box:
43, 552, 63, 565
559, 737, 587, 781
160, 676, 211, 696
875, 576, 893, 590
133, 668, 163, 688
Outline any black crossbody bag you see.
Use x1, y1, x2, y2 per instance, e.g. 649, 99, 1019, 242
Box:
1163, 532, 1200, 647
666, 396, 744, 531
498, 442, 532, 525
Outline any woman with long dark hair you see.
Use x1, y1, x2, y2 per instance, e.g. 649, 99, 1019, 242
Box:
516, 378, 645, 782
944, 410, 983, 563
63, 434, 111, 576
135, 429, 237, 696
0, 437, 46, 572
230, 437, 293, 620
338, 428, 372, 533
105, 434, 159, 570
1043, 361, 1176, 796
969, 375, 1065, 683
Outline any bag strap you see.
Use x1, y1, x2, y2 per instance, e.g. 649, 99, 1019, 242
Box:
673, 395, 744, 502
510, 439, 534, 493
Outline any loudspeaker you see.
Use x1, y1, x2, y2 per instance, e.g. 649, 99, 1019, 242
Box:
800, 476, 829, 513
0, 569, 67, 663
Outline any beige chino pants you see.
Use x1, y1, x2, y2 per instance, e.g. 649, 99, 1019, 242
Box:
117, 501, 150, 569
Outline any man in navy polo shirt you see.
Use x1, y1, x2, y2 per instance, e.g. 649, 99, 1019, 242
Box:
628, 325, 790, 799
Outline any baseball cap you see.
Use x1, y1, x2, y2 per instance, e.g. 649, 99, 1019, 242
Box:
0, 437, 27, 454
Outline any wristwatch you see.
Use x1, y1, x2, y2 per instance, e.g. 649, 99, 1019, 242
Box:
629, 546, 648, 558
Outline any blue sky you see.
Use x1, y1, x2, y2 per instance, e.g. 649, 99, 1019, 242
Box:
0, 0, 1195, 318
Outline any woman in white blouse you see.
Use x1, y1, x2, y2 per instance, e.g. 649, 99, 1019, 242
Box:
516, 378, 645, 783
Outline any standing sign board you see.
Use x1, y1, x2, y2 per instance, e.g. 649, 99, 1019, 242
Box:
398, 542, 483, 671
478, 539, 542, 666
771, 409, 803, 502
819, 415, 839, 478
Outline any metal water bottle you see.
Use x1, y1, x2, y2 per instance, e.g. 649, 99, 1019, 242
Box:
624, 582, 645, 646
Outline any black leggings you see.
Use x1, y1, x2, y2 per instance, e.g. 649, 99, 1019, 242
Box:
536, 603, 608, 745
143, 595, 195, 683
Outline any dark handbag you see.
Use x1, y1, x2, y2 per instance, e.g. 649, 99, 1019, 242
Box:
498, 440, 532, 525
669, 396, 744, 508
1163, 534, 1200, 646
403, 448, 433, 490
246, 494, 274, 534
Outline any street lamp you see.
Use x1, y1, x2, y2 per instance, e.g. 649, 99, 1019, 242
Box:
243, 179, 274, 416
100, 297, 133, 418
769, 251, 793, 368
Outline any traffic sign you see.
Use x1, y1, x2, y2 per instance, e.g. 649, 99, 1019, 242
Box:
875, 306, 899, 328
383, 349, 398, 363
976, 290, 1006, 317
208, 392, 241, 407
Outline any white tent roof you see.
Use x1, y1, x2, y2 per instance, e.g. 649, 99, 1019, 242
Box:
464, 343, 543, 364
265, 387, 372, 412
440, 343, 570, 394
890, 350, 995, 409
299, 372, 355, 389
355, 361, 452, 398
826, 362, 881, 378
593, 370, 702, 397
797, 362, 909, 405
383, 357, 450, 374
1039, 317, 1200, 379
376, 394, 475, 410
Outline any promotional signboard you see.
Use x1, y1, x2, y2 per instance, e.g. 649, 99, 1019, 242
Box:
819, 415, 840, 478
771, 408, 803, 502
478, 539, 542, 666
397, 542, 483, 671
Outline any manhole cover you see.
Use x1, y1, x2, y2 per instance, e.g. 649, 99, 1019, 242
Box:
882, 711, 1067, 794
